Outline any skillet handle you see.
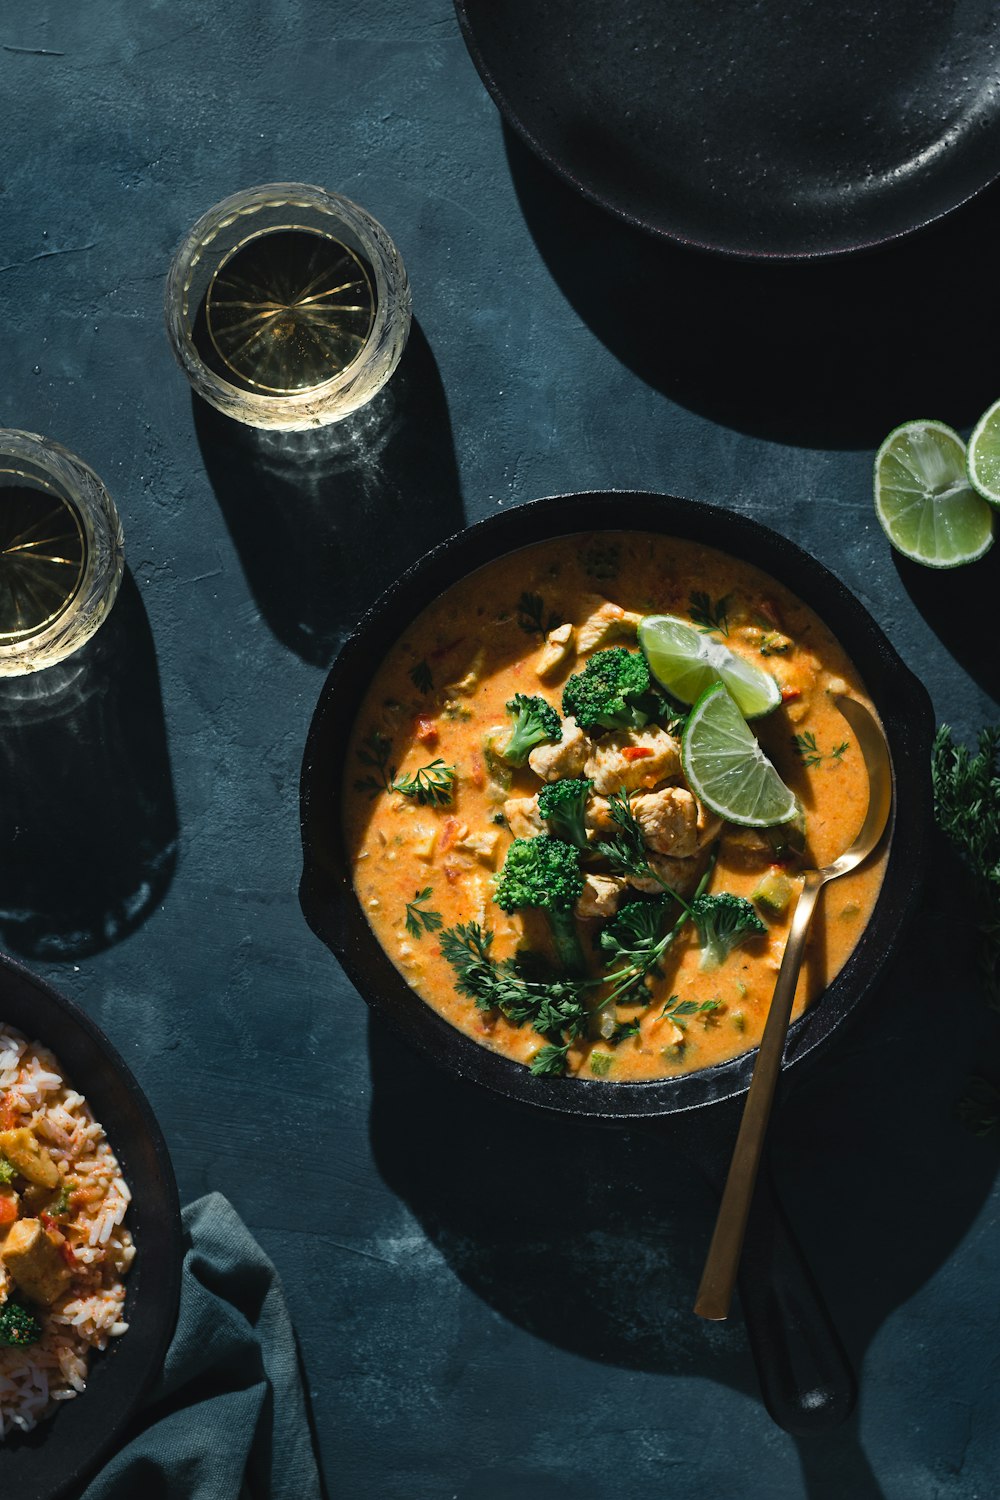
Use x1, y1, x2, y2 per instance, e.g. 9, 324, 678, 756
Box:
736, 1156, 856, 1435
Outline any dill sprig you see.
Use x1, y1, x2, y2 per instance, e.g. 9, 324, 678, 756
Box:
404, 888, 443, 940
791, 731, 849, 769
932, 723, 1000, 1009
689, 590, 731, 637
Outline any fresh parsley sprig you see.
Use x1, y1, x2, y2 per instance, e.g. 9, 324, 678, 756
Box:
597, 852, 718, 1014
392, 759, 457, 807
438, 921, 589, 1076
354, 731, 457, 806
660, 995, 722, 1027
354, 730, 393, 797
516, 591, 561, 639
404, 888, 443, 940
409, 660, 434, 694
932, 723, 1000, 1008
689, 590, 731, 637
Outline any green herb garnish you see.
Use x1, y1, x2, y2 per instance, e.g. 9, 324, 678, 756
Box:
404, 888, 443, 940
791, 732, 849, 768
516, 592, 560, 639
409, 660, 434, 695
932, 723, 1000, 1008
354, 729, 393, 797
689, 590, 731, 637
439, 921, 589, 1078
391, 759, 456, 807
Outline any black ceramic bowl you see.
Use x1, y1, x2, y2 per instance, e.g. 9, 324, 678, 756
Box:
300, 491, 934, 1120
0, 955, 181, 1500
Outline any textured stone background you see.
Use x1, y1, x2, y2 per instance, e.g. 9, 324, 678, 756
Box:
2, 2, 1000, 1496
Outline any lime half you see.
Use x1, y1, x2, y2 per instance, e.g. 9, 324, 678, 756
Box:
639, 614, 781, 720
874, 419, 993, 568
682, 683, 797, 827
967, 398, 1000, 507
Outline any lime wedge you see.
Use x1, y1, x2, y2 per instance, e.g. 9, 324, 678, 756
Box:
874, 419, 993, 568
681, 683, 797, 827
967, 398, 1000, 507
639, 614, 781, 720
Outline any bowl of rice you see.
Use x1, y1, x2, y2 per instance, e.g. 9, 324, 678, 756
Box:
0, 954, 181, 1500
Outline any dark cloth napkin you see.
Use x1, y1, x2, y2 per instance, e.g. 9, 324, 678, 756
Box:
81, 1192, 323, 1500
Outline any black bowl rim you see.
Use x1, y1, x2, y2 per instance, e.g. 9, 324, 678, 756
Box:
453, 0, 1000, 262
300, 491, 934, 1120
0, 952, 182, 1499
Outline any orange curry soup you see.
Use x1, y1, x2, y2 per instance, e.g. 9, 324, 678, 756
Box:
343, 532, 885, 1081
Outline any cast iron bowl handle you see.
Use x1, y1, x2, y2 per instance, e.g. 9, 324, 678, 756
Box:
737, 1154, 855, 1433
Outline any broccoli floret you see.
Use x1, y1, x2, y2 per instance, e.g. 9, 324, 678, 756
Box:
0, 1300, 42, 1348
501, 694, 562, 766
562, 647, 665, 732
493, 835, 587, 973
0, 1155, 15, 1187
691, 893, 767, 970
537, 777, 593, 850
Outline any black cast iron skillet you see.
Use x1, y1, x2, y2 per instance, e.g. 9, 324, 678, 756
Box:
455, 0, 1000, 259
299, 491, 934, 1431
0, 955, 182, 1500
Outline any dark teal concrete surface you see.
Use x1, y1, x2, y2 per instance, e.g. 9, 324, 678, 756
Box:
2, 3, 999, 1496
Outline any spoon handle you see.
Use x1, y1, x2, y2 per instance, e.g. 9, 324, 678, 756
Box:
694, 868, 824, 1320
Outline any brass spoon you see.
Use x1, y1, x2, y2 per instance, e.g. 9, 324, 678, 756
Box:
694, 695, 893, 1321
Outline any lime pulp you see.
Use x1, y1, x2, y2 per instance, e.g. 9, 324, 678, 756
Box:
874, 419, 993, 569
639, 614, 781, 720
681, 682, 798, 827
967, 398, 1000, 508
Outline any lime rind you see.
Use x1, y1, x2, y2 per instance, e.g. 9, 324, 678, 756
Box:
681, 682, 798, 828
638, 614, 781, 720
968, 398, 1000, 508
874, 418, 994, 569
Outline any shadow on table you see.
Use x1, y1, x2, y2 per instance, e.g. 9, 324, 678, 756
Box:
892, 547, 1000, 706
368, 843, 998, 1499
193, 321, 465, 669
504, 128, 1000, 451
0, 570, 178, 960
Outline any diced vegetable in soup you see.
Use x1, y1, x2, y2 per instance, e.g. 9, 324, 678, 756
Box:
343, 532, 885, 1081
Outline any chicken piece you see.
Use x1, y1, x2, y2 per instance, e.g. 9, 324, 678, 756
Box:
503, 795, 546, 840
1, 1218, 73, 1304
456, 828, 501, 868
722, 826, 786, 870
527, 717, 591, 781
585, 726, 681, 794
584, 795, 616, 835
0, 1128, 60, 1189
535, 623, 576, 682
576, 598, 644, 654
445, 648, 486, 697
412, 827, 437, 863
631, 788, 723, 858
632, 788, 699, 857
574, 873, 627, 920
627, 853, 702, 897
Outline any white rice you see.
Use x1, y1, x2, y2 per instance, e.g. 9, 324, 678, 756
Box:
0, 1025, 134, 1438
